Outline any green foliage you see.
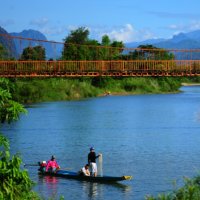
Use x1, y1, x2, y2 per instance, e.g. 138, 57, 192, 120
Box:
157, 77, 182, 92
13, 78, 100, 103
146, 176, 200, 200
0, 134, 40, 200
62, 27, 92, 60
127, 45, 175, 60
0, 44, 9, 60
20, 45, 46, 60
62, 27, 125, 61
11, 77, 186, 104
0, 78, 40, 199
0, 78, 27, 123
91, 77, 114, 88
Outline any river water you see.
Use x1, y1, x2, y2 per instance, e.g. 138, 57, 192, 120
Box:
2, 86, 200, 200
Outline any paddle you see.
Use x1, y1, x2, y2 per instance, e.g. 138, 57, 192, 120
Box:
24, 163, 72, 171
57, 168, 72, 171
24, 163, 40, 167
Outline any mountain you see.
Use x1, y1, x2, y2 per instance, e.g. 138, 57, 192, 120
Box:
125, 30, 200, 59
0, 26, 17, 58
126, 38, 166, 48
154, 31, 200, 50
126, 30, 200, 50
10, 29, 62, 59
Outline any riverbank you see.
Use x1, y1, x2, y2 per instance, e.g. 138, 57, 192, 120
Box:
10, 77, 186, 104
181, 82, 200, 86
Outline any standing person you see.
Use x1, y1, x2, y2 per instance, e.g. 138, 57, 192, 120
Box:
88, 147, 100, 177
46, 155, 60, 173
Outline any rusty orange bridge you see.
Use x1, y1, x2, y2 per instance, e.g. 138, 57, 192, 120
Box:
1, 34, 200, 77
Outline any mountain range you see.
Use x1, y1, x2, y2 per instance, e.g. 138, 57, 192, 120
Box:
1, 25, 200, 59
0, 26, 17, 58
10, 29, 62, 59
126, 30, 200, 50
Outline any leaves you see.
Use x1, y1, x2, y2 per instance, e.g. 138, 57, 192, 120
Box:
20, 45, 46, 60
0, 78, 39, 199
62, 27, 125, 61
0, 78, 27, 124
0, 133, 36, 199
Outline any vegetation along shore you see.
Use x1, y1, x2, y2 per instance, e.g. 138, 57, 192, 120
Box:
9, 76, 200, 104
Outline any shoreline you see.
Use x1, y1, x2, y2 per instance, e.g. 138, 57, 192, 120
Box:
181, 82, 200, 86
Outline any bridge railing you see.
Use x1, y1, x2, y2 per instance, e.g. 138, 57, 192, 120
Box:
1, 60, 200, 76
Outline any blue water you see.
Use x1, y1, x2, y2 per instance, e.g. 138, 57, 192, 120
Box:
2, 86, 200, 199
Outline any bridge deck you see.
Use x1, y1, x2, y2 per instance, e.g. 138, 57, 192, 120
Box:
0, 60, 200, 77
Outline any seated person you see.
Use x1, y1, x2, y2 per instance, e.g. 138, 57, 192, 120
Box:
38, 161, 47, 172
79, 164, 90, 176
46, 155, 60, 172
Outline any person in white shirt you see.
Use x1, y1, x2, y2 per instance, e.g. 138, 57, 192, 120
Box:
80, 164, 90, 176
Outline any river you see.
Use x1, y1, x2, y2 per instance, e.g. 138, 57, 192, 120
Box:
2, 86, 200, 200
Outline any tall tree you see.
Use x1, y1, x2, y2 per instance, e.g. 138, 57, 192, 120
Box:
62, 27, 91, 60
110, 41, 124, 60
20, 45, 46, 60
62, 27, 125, 61
99, 35, 111, 60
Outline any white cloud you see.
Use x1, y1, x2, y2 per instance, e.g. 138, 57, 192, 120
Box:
167, 21, 200, 34
97, 24, 155, 43
27, 23, 155, 43
105, 24, 134, 42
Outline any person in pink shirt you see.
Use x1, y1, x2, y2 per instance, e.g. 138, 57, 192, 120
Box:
46, 155, 60, 172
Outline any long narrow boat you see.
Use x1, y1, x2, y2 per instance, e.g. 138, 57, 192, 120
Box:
38, 170, 132, 183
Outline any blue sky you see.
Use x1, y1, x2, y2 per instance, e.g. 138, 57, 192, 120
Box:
1, 0, 200, 43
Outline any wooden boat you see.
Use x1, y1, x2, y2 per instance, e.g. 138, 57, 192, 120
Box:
38, 169, 132, 183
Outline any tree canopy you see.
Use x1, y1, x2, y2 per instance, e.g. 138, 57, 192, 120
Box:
62, 27, 124, 60
0, 44, 9, 60
20, 45, 46, 60
127, 44, 175, 60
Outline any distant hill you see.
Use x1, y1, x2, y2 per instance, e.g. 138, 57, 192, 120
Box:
126, 30, 200, 50
126, 30, 200, 59
126, 38, 166, 48
10, 29, 62, 59
0, 26, 17, 58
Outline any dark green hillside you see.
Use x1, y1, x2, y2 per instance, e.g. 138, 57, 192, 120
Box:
0, 26, 17, 58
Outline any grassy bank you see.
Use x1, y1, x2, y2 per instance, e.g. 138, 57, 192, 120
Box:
9, 77, 187, 104
146, 175, 200, 200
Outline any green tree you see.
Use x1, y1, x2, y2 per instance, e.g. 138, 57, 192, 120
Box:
128, 44, 174, 60
20, 45, 46, 60
110, 40, 124, 60
0, 78, 40, 200
0, 44, 8, 60
99, 35, 111, 60
62, 27, 125, 61
62, 27, 91, 60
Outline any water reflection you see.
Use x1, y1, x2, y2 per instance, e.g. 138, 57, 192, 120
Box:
38, 175, 59, 199
82, 181, 132, 200
38, 175, 132, 200
82, 182, 99, 199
